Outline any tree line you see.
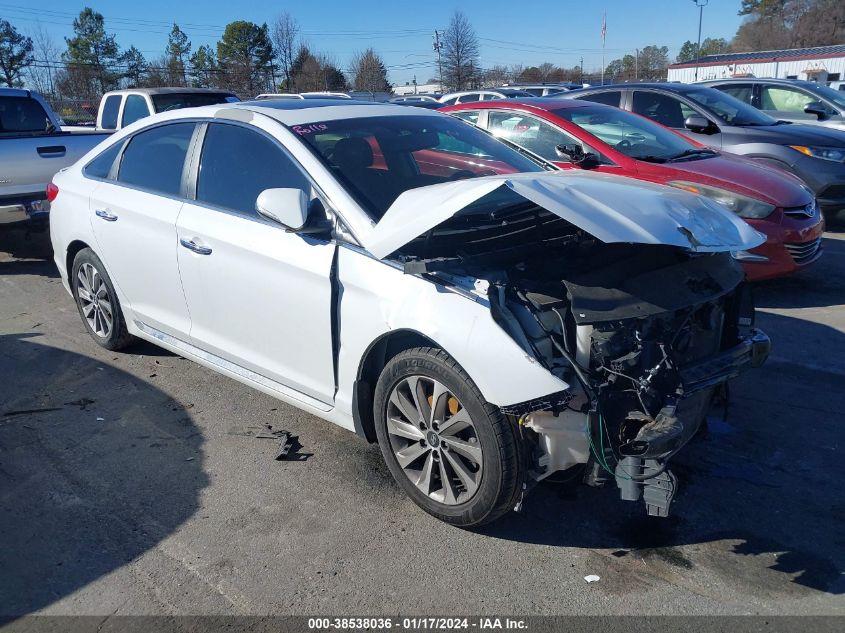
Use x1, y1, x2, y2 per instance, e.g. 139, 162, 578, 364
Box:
0, 7, 393, 100
2, 2, 842, 99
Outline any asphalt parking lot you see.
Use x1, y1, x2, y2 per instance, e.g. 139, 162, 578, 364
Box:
1, 223, 843, 617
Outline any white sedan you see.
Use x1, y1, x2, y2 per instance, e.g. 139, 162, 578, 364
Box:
50, 99, 770, 526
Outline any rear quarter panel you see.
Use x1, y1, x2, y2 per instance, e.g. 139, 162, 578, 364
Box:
49, 166, 102, 293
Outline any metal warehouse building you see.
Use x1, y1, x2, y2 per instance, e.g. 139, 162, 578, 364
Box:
667, 44, 845, 84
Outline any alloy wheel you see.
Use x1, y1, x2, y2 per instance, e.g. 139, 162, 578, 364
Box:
385, 376, 483, 505
76, 262, 113, 339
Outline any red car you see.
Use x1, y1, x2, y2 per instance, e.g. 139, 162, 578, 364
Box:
441, 98, 824, 281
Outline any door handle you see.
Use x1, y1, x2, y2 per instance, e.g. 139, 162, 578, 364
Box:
95, 209, 118, 222
37, 145, 66, 157
180, 238, 212, 255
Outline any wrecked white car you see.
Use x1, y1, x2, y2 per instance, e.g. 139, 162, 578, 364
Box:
50, 101, 770, 526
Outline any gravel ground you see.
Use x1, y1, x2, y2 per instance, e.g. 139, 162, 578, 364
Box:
1, 224, 843, 617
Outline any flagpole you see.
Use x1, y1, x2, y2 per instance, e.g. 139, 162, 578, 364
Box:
601, 11, 606, 86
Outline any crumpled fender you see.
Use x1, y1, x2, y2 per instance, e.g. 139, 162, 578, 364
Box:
334, 247, 569, 413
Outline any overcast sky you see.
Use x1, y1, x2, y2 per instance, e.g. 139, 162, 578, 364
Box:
3, 0, 746, 85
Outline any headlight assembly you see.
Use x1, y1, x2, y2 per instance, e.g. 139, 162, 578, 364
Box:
667, 181, 777, 219
789, 145, 845, 162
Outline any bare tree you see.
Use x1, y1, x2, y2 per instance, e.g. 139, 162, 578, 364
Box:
27, 23, 60, 95
272, 12, 299, 92
441, 11, 479, 91
480, 64, 509, 88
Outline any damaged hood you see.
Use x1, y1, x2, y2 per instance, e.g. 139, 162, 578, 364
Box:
363, 171, 766, 260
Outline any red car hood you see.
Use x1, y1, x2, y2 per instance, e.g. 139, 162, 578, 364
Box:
643, 153, 811, 209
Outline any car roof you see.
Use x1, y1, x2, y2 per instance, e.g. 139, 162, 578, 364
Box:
701, 77, 825, 89
0, 87, 35, 98
570, 82, 702, 94
104, 87, 236, 96
224, 99, 442, 125
446, 97, 597, 112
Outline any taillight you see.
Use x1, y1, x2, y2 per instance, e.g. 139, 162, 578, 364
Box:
46, 183, 59, 202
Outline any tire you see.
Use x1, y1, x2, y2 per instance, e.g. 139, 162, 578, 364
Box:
71, 248, 134, 351
373, 347, 523, 527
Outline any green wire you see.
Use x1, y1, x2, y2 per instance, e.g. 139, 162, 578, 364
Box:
588, 413, 632, 480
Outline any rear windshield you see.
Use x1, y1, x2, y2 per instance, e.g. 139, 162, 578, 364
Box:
0, 96, 52, 135
151, 93, 239, 113
295, 114, 543, 220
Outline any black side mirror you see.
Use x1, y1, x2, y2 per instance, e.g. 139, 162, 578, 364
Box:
684, 115, 714, 134
555, 144, 600, 169
803, 101, 828, 120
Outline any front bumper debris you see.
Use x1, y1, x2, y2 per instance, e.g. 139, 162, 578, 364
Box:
679, 329, 771, 395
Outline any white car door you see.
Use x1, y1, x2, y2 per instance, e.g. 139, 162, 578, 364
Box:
89, 122, 196, 337
176, 121, 337, 405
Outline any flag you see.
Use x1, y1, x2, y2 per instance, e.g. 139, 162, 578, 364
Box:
601, 12, 607, 44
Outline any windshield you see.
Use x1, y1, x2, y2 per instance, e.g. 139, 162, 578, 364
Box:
151, 93, 239, 113
685, 88, 777, 126
295, 114, 543, 220
553, 105, 699, 161
0, 96, 52, 135
807, 83, 845, 109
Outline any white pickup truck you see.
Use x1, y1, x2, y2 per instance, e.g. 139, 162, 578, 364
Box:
93, 87, 239, 131
2, 87, 239, 229
0, 88, 110, 228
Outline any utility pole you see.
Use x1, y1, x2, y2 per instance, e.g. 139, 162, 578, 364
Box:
580, 57, 583, 85
693, 0, 709, 81
433, 30, 443, 91
635, 48, 639, 81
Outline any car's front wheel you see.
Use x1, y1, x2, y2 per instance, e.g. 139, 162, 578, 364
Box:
373, 347, 523, 527
71, 248, 134, 350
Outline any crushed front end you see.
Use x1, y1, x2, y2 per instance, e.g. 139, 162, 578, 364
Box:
372, 173, 773, 518
491, 246, 770, 517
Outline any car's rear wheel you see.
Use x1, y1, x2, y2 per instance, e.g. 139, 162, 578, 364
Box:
373, 347, 523, 527
71, 248, 134, 350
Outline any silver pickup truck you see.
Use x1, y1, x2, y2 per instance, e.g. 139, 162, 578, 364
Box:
1, 88, 111, 229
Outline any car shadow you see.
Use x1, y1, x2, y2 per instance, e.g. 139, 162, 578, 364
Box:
0, 333, 207, 616
476, 310, 845, 596
0, 229, 57, 278
753, 234, 845, 310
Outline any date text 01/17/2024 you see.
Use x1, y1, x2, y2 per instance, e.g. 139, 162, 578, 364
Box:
307, 617, 528, 630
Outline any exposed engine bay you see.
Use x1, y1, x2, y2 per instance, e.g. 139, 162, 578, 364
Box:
392, 192, 771, 517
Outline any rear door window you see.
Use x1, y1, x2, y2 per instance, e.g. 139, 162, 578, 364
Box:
196, 123, 310, 217
100, 95, 122, 130
716, 83, 754, 105
121, 94, 151, 127
575, 90, 622, 107
452, 111, 480, 125
631, 91, 689, 128
117, 122, 195, 196
84, 141, 124, 180
0, 96, 51, 134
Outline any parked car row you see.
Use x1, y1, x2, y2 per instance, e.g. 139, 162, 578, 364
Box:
565, 83, 845, 216
441, 97, 823, 281
49, 98, 771, 527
